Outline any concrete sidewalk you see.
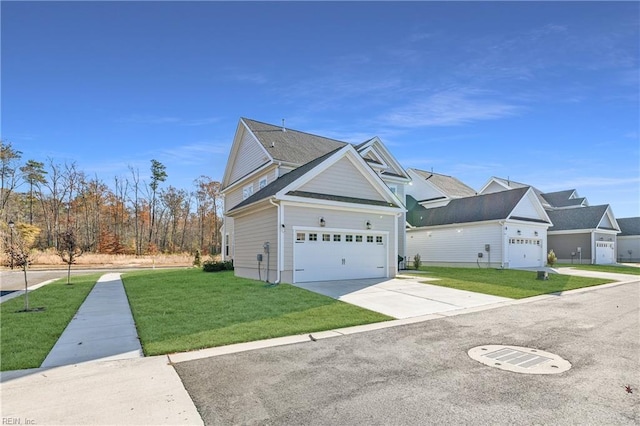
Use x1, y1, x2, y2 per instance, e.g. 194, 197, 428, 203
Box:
41, 273, 143, 368
1, 272, 204, 425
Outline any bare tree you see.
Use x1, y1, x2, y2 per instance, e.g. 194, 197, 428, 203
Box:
57, 228, 83, 285
6, 222, 42, 312
0, 141, 23, 219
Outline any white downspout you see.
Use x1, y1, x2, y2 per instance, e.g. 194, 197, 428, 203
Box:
269, 197, 282, 283
591, 230, 595, 264
499, 221, 506, 269
394, 213, 400, 276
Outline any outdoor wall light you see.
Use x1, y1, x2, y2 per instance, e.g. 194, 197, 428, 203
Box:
365, 220, 372, 230
534, 231, 538, 236
517, 230, 521, 235
319, 217, 326, 227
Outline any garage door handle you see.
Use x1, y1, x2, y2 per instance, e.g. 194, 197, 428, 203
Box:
295, 269, 304, 271
342, 258, 345, 265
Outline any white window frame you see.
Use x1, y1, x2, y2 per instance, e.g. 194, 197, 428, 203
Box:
243, 184, 254, 200
259, 178, 267, 189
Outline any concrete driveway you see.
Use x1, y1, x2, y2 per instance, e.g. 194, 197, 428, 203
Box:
292, 275, 512, 319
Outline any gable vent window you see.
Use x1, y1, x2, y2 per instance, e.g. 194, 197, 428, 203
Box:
243, 184, 254, 200
259, 178, 267, 189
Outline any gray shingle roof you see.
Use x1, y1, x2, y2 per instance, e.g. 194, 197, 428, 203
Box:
242, 118, 347, 165
617, 217, 640, 236
546, 205, 613, 231
541, 190, 587, 208
411, 169, 476, 198
229, 148, 342, 213
407, 187, 538, 227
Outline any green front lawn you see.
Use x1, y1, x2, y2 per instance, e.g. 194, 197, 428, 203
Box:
556, 264, 640, 275
122, 269, 392, 356
406, 267, 611, 299
1, 275, 100, 371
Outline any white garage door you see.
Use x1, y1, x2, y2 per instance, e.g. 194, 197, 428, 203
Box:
294, 229, 387, 283
595, 241, 615, 264
508, 237, 543, 268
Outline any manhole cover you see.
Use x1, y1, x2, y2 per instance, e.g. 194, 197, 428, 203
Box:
468, 345, 571, 374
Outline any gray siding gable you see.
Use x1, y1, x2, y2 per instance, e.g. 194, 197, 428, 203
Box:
228, 148, 341, 213
407, 187, 536, 227
617, 217, 640, 236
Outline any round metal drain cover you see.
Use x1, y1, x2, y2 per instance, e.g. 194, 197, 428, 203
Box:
468, 345, 571, 375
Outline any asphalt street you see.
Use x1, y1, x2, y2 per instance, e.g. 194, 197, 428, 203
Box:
174, 280, 640, 425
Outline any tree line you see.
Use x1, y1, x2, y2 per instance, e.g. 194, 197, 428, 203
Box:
1, 140, 223, 257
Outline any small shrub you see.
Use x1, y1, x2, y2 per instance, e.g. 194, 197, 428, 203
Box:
203, 260, 234, 273
547, 250, 557, 267
413, 253, 421, 270
193, 249, 202, 267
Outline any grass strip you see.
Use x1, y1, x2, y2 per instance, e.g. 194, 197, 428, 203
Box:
122, 269, 392, 356
405, 267, 611, 299
1, 274, 100, 371
556, 264, 640, 275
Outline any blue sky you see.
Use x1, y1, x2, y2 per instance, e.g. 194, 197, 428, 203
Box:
2, 1, 639, 218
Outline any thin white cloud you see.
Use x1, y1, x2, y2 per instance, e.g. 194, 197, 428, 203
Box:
382, 88, 521, 127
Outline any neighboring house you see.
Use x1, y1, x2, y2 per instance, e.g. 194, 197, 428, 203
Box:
406, 187, 552, 269
405, 169, 477, 208
479, 177, 620, 264
221, 118, 409, 283
615, 217, 640, 263
546, 206, 619, 264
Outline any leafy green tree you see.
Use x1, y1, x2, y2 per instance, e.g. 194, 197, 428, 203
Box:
148, 159, 167, 246
20, 160, 47, 225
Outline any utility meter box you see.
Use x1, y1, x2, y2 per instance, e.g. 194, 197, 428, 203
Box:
478, 252, 483, 258
257, 253, 263, 262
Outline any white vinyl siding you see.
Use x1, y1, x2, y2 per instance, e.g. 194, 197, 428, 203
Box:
233, 207, 278, 281
406, 169, 446, 201
480, 181, 509, 194
228, 128, 270, 184
298, 157, 383, 202
510, 194, 542, 220
407, 223, 503, 268
280, 204, 397, 283
598, 213, 615, 229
